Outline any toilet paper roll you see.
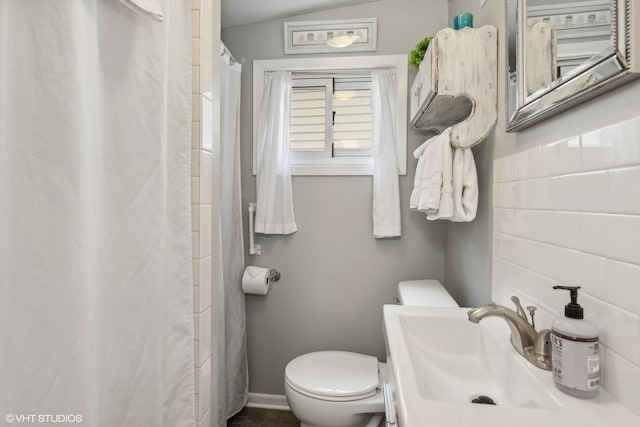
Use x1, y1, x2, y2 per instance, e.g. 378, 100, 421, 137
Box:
242, 266, 271, 295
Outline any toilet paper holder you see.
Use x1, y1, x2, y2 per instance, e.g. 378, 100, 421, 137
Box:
268, 269, 281, 282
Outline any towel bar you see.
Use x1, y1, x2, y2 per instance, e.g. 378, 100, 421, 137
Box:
248, 203, 261, 255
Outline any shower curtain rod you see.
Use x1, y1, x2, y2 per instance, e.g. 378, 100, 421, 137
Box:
221, 43, 237, 65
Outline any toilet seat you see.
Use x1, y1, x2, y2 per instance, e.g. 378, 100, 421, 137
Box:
285, 351, 379, 402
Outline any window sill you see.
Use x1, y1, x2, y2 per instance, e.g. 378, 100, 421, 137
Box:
285, 157, 407, 176
291, 158, 373, 176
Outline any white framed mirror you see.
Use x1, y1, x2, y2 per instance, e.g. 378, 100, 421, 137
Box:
506, 0, 640, 131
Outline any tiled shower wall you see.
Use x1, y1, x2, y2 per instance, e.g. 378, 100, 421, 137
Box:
192, 0, 213, 426
492, 115, 640, 416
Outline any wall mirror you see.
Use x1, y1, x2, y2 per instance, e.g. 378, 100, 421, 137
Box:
506, 0, 640, 131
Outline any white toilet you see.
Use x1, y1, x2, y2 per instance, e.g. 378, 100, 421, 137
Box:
284, 280, 458, 427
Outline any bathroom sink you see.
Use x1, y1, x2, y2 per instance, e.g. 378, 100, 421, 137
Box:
397, 307, 558, 409
383, 305, 640, 427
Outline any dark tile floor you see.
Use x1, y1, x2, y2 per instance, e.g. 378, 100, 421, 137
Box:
228, 406, 299, 427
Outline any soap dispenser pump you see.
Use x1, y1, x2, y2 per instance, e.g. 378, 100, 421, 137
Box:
551, 285, 600, 398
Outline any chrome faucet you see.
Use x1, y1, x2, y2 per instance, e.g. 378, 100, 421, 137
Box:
467, 296, 552, 370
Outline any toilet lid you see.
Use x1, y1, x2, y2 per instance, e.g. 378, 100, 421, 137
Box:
285, 351, 379, 400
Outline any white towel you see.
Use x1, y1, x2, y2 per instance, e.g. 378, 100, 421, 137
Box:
410, 128, 478, 222
119, 0, 164, 21
425, 138, 454, 220
409, 128, 452, 214
450, 147, 478, 222
409, 149, 426, 209
427, 147, 477, 222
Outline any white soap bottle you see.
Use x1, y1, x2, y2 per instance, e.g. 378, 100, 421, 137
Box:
551, 285, 600, 398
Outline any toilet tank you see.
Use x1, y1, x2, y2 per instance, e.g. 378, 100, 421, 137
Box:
397, 280, 458, 307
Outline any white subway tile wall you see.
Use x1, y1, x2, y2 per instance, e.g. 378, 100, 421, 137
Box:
492, 115, 640, 416
192, 0, 212, 425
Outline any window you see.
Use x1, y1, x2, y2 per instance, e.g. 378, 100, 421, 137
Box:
289, 75, 372, 160
253, 55, 408, 175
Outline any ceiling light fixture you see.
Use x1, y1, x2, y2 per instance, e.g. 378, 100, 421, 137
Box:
326, 35, 360, 48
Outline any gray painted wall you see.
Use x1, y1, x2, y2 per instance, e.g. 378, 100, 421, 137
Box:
223, 0, 449, 394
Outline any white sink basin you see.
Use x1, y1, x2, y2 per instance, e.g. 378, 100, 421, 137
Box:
383, 305, 639, 427
399, 307, 558, 409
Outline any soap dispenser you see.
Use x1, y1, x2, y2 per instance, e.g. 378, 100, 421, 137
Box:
551, 286, 600, 398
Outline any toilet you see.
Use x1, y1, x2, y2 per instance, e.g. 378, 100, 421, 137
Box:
284, 280, 458, 427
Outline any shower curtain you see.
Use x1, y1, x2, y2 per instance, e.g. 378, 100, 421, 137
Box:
216, 49, 248, 421
0, 1, 195, 426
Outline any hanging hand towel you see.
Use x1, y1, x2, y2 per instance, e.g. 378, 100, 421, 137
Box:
425, 134, 454, 220
119, 0, 164, 21
409, 128, 452, 215
450, 147, 478, 222
409, 136, 434, 210
410, 129, 478, 223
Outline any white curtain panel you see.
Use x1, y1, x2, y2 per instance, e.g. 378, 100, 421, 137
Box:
371, 69, 401, 238
217, 52, 248, 421
0, 1, 195, 426
254, 71, 298, 235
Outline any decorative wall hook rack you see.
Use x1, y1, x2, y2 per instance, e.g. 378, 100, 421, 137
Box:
410, 25, 498, 147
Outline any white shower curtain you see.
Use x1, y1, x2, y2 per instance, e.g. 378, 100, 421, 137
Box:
216, 50, 248, 421
0, 1, 195, 426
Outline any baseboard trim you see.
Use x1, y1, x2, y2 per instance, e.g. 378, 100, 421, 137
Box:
246, 393, 290, 411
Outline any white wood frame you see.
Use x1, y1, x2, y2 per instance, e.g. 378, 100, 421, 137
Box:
253, 55, 408, 176
284, 18, 377, 55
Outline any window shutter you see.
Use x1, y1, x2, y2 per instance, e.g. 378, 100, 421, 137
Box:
333, 89, 372, 151
290, 86, 327, 152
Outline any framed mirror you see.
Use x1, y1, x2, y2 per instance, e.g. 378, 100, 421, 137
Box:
506, 0, 640, 131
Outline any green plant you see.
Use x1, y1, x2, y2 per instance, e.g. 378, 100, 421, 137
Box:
409, 36, 433, 70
